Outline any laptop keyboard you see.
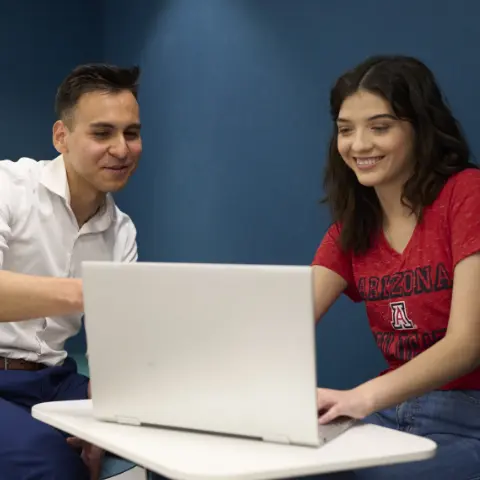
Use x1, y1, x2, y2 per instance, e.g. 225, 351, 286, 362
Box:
317, 417, 355, 444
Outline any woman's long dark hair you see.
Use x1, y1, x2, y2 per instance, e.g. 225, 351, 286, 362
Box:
323, 55, 477, 255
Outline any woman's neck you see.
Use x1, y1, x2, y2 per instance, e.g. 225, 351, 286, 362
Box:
375, 182, 414, 226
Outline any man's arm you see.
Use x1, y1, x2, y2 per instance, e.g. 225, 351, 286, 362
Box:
0, 169, 83, 323
0, 271, 83, 322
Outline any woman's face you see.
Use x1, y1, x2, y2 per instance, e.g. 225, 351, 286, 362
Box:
336, 90, 415, 190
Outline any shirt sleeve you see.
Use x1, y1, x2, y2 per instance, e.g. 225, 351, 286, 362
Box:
122, 222, 138, 263
0, 172, 14, 268
449, 169, 480, 267
114, 211, 138, 263
311, 223, 362, 302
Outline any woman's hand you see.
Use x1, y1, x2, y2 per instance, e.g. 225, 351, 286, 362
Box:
317, 387, 374, 424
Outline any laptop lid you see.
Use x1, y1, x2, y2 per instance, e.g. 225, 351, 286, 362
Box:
82, 261, 320, 446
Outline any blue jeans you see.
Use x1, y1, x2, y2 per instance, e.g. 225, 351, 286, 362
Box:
0, 357, 90, 479
316, 390, 480, 480
148, 390, 480, 480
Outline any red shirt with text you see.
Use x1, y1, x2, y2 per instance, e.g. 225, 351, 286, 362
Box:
312, 169, 480, 390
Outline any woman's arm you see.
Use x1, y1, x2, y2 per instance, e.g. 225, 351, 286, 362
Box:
313, 265, 348, 321
317, 252, 480, 424
357, 252, 480, 410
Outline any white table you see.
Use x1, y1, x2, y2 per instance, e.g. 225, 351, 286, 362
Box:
32, 400, 436, 480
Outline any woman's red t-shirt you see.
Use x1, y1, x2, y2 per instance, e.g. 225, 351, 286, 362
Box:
312, 169, 480, 390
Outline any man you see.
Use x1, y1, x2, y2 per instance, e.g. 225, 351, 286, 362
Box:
0, 63, 142, 479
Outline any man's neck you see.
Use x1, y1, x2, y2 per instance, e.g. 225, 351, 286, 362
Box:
69, 191, 105, 228
65, 168, 105, 228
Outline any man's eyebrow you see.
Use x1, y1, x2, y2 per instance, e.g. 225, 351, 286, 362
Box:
90, 122, 142, 129
336, 114, 397, 123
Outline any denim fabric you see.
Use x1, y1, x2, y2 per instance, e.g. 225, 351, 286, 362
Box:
145, 390, 480, 480
313, 390, 480, 480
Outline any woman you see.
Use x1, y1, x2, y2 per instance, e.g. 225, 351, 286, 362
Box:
312, 55, 480, 479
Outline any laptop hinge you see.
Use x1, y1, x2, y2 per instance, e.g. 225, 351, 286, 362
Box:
115, 416, 141, 426
262, 433, 290, 445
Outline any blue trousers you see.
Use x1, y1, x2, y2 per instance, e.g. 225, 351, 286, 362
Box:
0, 357, 90, 479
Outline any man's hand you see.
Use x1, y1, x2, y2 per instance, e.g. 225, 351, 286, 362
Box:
317, 387, 374, 425
67, 437, 104, 480
66, 381, 104, 480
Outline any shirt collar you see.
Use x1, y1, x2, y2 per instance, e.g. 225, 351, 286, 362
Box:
40, 154, 117, 232
39, 154, 70, 201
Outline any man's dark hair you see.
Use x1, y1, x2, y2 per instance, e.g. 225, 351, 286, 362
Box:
55, 63, 140, 126
323, 54, 477, 255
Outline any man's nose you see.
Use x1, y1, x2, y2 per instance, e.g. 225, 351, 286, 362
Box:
108, 135, 129, 159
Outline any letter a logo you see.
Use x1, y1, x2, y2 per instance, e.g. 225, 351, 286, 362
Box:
390, 301, 416, 330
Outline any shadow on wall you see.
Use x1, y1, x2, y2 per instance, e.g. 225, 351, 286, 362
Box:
0, 0, 103, 160
103, 0, 170, 261
102, 0, 170, 65
244, 0, 480, 154
108, 0, 330, 266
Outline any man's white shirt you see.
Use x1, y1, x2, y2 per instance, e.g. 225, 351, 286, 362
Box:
0, 155, 137, 366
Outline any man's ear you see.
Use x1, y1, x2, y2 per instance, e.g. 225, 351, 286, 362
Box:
53, 120, 69, 154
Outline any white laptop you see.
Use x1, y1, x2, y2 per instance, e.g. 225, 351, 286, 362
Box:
82, 261, 353, 447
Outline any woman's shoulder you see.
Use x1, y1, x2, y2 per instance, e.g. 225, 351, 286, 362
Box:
433, 167, 480, 208
442, 167, 480, 194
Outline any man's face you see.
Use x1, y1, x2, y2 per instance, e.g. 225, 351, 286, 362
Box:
54, 90, 142, 194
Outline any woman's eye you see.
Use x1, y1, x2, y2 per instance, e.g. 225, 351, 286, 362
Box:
371, 125, 390, 133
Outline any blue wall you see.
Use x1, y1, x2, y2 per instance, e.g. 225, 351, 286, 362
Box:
104, 0, 480, 389
4, 1, 480, 389
0, 0, 103, 160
